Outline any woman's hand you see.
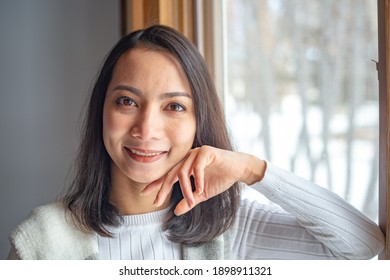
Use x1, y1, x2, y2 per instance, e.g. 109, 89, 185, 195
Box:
141, 146, 266, 216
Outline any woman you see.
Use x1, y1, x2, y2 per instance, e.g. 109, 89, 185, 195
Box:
8, 25, 384, 260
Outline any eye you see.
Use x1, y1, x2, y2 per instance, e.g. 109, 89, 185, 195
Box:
115, 96, 136, 107
165, 103, 186, 112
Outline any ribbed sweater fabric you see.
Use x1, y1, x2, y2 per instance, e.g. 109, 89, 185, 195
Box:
96, 163, 385, 260
8, 162, 385, 260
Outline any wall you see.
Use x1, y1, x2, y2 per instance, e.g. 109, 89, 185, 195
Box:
0, 0, 121, 259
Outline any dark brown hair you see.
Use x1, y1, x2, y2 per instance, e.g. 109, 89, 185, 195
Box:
62, 25, 241, 246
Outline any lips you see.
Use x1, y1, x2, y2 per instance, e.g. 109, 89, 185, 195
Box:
125, 147, 167, 163
129, 149, 165, 157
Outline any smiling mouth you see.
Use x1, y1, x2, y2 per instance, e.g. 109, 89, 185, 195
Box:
125, 147, 167, 163
129, 149, 165, 157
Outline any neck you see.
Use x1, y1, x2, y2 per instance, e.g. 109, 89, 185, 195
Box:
109, 165, 171, 215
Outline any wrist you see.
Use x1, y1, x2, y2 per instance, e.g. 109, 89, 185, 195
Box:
240, 155, 267, 185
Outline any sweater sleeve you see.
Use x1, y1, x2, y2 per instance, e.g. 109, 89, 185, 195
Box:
253, 162, 385, 259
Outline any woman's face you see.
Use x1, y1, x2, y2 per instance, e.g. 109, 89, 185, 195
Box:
103, 47, 196, 186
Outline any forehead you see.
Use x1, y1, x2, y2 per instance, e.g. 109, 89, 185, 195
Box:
109, 48, 192, 95
110, 47, 190, 88
117, 47, 183, 74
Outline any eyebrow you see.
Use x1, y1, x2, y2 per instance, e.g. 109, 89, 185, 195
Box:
113, 85, 192, 100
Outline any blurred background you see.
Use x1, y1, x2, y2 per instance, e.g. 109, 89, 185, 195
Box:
224, 0, 379, 221
0, 0, 121, 259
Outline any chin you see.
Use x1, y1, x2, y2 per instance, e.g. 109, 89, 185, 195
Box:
124, 169, 165, 185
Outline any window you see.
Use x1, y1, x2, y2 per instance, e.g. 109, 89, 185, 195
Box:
224, 0, 379, 221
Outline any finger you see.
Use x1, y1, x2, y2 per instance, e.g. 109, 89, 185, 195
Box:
192, 150, 210, 195
174, 198, 191, 216
153, 152, 192, 206
193, 146, 219, 195
178, 173, 195, 208
176, 151, 199, 207
174, 193, 205, 216
141, 177, 164, 196
153, 170, 179, 207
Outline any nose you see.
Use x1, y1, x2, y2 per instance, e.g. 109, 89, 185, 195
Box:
129, 106, 162, 141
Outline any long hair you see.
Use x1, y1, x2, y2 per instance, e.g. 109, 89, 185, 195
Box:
62, 25, 241, 246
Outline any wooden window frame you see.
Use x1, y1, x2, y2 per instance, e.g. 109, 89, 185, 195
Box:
120, 0, 225, 100
121, 0, 390, 260
121, 0, 195, 44
378, 0, 390, 260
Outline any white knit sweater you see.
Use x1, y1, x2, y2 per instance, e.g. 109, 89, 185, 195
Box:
9, 163, 385, 260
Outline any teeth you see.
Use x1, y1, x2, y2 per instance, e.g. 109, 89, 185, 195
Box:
130, 149, 163, 157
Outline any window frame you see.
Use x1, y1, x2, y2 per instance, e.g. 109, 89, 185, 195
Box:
121, 0, 196, 42
120, 0, 225, 100
378, 0, 390, 260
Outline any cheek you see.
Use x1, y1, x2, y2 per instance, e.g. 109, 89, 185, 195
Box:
103, 113, 117, 135
169, 120, 196, 150
102, 109, 128, 146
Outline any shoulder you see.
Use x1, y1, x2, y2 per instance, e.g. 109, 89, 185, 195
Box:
14, 202, 70, 237
11, 202, 66, 235
30, 201, 67, 221
10, 202, 98, 259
